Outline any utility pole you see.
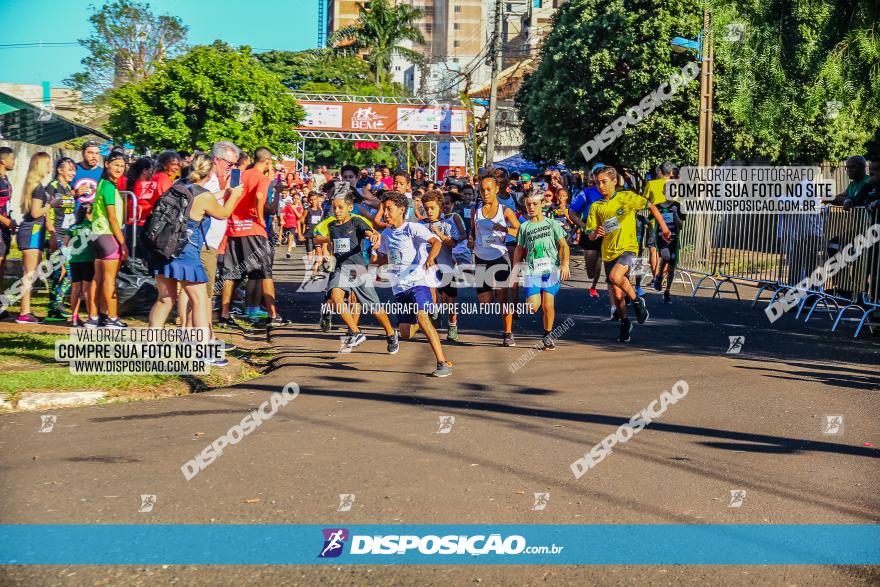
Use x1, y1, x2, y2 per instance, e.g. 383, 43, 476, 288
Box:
484, 0, 503, 166
697, 5, 713, 167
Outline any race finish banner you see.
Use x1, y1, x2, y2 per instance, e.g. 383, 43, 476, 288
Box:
297, 101, 469, 136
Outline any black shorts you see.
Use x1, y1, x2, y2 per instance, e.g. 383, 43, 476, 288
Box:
581, 235, 603, 251
0, 228, 10, 257
223, 235, 273, 280
304, 233, 316, 253
474, 255, 510, 295
645, 229, 657, 249
282, 227, 297, 239
604, 252, 636, 283
659, 240, 680, 264
432, 266, 458, 298
70, 261, 95, 283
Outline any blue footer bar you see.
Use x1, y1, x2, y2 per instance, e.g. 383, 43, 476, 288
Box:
1, 524, 877, 565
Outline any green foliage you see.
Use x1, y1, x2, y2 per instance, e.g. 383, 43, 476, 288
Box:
516, 0, 880, 168
329, 0, 426, 85
65, 0, 188, 102
515, 0, 702, 170
106, 42, 304, 155
713, 0, 880, 162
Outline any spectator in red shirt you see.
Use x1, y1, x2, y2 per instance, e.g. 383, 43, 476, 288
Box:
221, 147, 284, 325
123, 156, 155, 257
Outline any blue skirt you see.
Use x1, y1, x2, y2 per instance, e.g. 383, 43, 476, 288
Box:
150, 254, 208, 284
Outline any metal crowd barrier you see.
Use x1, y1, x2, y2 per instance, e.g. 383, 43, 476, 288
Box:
669, 204, 878, 337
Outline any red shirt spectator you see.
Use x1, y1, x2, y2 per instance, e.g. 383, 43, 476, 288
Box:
228, 167, 271, 237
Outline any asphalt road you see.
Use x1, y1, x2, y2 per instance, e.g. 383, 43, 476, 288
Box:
1, 254, 878, 585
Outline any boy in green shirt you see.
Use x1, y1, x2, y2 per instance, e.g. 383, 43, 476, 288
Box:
64, 202, 96, 327
585, 166, 671, 342
512, 192, 571, 350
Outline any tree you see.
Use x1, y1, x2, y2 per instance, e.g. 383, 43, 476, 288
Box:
713, 0, 880, 162
515, 0, 702, 171
329, 0, 426, 85
106, 42, 303, 155
65, 0, 188, 101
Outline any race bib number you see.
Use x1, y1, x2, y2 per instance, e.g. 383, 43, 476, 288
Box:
61, 214, 76, 229
310, 215, 322, 224
389, 248, 403, 265
333, 238, 351, 253
463, 208, 472, 219
533, 257, 553, 274
481, 233, 500, 246
603, 217, 621, 234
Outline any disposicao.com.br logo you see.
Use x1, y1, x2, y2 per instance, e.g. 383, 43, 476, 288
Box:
318, 529, 563, 558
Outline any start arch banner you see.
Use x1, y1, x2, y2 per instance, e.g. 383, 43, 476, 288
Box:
296, 101, 469, 136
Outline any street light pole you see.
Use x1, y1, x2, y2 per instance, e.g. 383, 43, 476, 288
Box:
485, 0, 503, 166
697, 5, 713, 167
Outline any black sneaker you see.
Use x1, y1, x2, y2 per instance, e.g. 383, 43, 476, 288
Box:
618, 320, 633, 343
663, 291, 671, 304
46, 309, 68, 322
502, 332, 516, 347
84, 316, 101, 329
608, 308, 621, 321
339, 329, 355, 343
0, 309, 8, 321
386, 331, 400, 354
98, 313, 108, 327
219, 316, 245, 332
319, 312, 332, 332
104, 317, 128, 329
346, 332, 367, 349
633, 296, 649, 324
541, 335, 556, 351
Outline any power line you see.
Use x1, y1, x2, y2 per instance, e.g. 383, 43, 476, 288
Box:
0, 42, 78, 49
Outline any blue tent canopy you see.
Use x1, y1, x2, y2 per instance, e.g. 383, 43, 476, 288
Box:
493, 154, 568, 175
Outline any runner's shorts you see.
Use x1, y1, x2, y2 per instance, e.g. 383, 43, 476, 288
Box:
604, 252, 637, 283
392, 285, 433, 326
91, 234, 121, 260
523, 271, 561, 298
326, 264, 381, 308
223, 235, 273, 280
0, 228, 10, 257
474, 255, 511, 295
581, 235, 604, 251
69, 261, 95, 283
429, 263, 458, 298
659, 239, 679, 263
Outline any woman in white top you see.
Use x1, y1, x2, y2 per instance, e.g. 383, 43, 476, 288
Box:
469, 176, 520, 346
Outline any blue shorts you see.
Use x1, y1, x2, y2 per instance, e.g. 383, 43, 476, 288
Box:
393, 285, 433, 326
523, 272, 561, 298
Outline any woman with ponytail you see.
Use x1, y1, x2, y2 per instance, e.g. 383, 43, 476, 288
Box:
15, 151, 52, 324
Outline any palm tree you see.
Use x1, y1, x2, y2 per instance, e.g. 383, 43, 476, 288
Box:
329, 0, 426, 85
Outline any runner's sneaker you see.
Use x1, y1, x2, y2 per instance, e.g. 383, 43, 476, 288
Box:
46, 309, 68, 322
0, 309, 8, 321
346, 332, 367, 349
386, 330, 400, 354
210, 358, 229, 367
98, 313, 108, 327
635, 285, 645, 297
618, 319, 633, 343
663, 291, 671, 304
213, 339, 236, 352
609, 308, 620, 321
431, 361, 453, 378
541, 334, 556, 351
588, 288, 599, 298
219, 316, 245, 332
502, 332, 516, 347
84, 316, 101, 329
15, 313, 43, 325
633, 296, 649, 324
269, 315, 290, 327
104, 317, 128, 329
319, 311, 332, 332
285, 252, 292, 259
653, 276, 663, 291
339, 329, 355, 343
447, 323, 459, 341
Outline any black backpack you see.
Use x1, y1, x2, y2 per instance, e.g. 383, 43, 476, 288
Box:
142, 181, 196, 260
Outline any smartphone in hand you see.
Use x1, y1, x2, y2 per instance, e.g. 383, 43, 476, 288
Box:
230, 168, 241, 188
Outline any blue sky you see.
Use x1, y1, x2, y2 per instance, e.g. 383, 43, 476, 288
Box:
0, 0, 319, 87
